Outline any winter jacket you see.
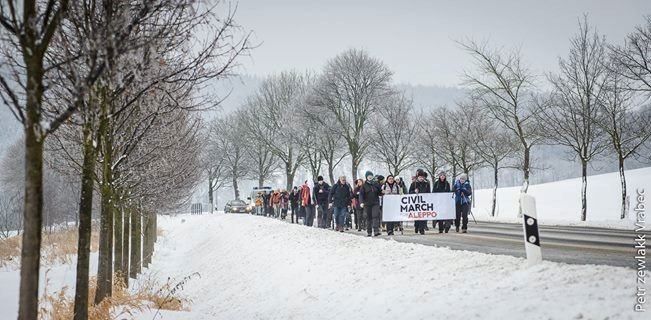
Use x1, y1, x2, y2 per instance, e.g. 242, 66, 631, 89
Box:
280, 192, 289, 207
289, 191, 301, 207
329, 181, 353, 208
271, 192, 281, 205
301, 185, 313, 206
352, 185, 362, 209
433, 179, 451, 193
313, 182, 331, 205
381, 182, 400, 206
359, 180, 382, 206
255, 197, 263, 207
409, 179, 431, 194
453, 179, 472, 205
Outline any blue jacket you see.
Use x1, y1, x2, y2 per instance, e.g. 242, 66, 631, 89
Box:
453, 179, 472, 205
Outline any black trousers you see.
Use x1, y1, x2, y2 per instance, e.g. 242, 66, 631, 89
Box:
365, 204, 380, 235
291, 205, 299, 223
414, 220, 426, 234
455, 203, 470, 230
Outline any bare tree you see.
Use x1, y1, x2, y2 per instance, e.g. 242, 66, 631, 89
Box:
209, 113, 249, 199
610, 15, 651, 93
369, 92, 418, 177
245, 71, 310, 190
536, 17, 609, 221
462, 40, 541, 198
471, 107, 519, 217
415, 110, 444, 179
310, 48, 393, 179
599, 65, 651, 219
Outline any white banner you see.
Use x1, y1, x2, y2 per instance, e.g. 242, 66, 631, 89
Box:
382, 193, 455, 222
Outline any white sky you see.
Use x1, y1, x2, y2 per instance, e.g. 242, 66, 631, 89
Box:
234, 0, 651, 87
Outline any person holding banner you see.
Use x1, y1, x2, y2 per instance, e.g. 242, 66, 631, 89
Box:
409, 169, 431, 235
432, 171, 452, 233
381, 175, 400, 235
359, 171, 383, 237
453, 173, 472, 233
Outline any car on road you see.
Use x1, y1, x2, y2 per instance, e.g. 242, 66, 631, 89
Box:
224, 199, 250, 214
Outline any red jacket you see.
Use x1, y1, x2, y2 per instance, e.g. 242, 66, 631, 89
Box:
301, 184, 312, 206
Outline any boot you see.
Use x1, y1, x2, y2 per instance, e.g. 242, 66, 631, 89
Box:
455, 226, 460, 233
462, 229, 467, 233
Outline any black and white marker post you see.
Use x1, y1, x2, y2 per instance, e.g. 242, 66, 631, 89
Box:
520, 194, 542, 266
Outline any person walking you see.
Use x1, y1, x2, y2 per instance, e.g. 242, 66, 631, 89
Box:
432, 171, 452, 233
353, 179, 365, 231
329, 176, 353, 232
271, 189, 281, 218
313, 176, 331, 228
280, 190, 289, 220
289, 186, 301, 223
453, 173, 472, 233
381, 175, 400, 236
255, 193, 263, 215
301, 181, 315, 226
409, 169, 431, 235
359, 171, 382, 237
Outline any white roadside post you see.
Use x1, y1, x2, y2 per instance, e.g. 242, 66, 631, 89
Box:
519, 193, 542, 266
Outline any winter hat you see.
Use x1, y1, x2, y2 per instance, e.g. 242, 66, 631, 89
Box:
459, 173, 468, 181
376, 175, 385, 182
365, 171, 374, 179
438, 170, 447, 177
317, 176, 324, 181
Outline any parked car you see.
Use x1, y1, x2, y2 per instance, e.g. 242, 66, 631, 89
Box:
224, 199, 249, 214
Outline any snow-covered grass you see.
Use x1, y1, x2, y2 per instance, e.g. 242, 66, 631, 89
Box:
135, 214, 643, 320
473, 167, 650, 229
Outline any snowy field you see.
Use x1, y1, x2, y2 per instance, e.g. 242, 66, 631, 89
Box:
473, 167, 650, 229
134, 214, 644, 320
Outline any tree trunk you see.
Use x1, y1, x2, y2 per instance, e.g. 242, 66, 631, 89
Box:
285, 163, 294, 190
233, 176, 240, 200
491, 164, 498, 217
581, 159, 588, 221
73, 124, 96, 320
129, 209, 141, 279
114, 204, 123, 280
95, 103, 114, 305
142, 211, 153, 268
208, 178, 214, 213
18, 112, 44, 320
121, 206, 130, 287
328, 163, 335, 186
522, 146, 531, 193
351, 152, 360, 181
618, 156, 627, 219
258, 174, 264, 189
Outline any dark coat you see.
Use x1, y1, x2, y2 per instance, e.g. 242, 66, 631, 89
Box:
289, 190, 301, 207
329, 182, 353, 208
313, 182, 331, 205
409, 179, 431, 194
432, 179, 451, 193
359, 180, 382, 206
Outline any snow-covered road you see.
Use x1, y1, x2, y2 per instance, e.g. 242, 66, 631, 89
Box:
136, 213, 643, 320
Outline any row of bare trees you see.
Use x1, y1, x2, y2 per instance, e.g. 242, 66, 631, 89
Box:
0, 0, 250, 319
206, 16, 651, 223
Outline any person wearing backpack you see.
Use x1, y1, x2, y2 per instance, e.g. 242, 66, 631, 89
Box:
432, 171, 452, 233
359, 171, 383, 237
329, 175, 353, 232
453, 173, 472, 233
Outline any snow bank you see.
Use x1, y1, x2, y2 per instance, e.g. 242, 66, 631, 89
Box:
473, 167, 650, 228
135, 214, 642, 320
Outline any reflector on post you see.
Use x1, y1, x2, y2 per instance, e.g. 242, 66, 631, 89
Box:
520, 194, 542, 266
